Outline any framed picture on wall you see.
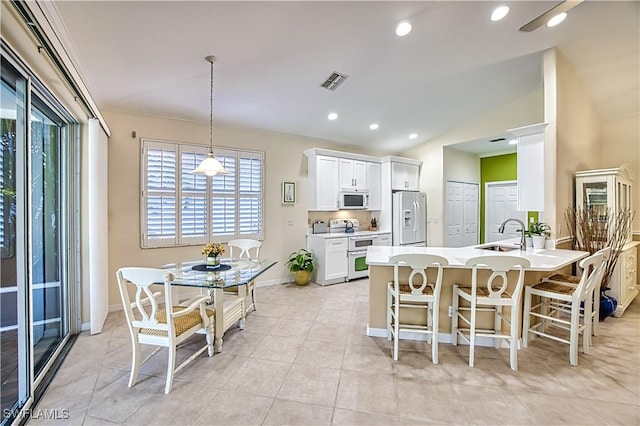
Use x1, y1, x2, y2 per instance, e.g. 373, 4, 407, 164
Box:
282, 181, 296, 204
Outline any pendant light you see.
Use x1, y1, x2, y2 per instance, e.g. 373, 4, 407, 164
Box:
192, 55, 230, 176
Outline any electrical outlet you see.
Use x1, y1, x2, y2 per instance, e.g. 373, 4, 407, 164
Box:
287, 218, 294, 226
448, 305, 453, 317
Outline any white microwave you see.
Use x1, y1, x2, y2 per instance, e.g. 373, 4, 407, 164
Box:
339, 191, 368, 209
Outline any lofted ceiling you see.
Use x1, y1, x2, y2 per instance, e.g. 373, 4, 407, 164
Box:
47, 1, 638, 154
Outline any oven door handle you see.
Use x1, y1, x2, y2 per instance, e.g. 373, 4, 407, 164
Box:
348, 250, 367, 257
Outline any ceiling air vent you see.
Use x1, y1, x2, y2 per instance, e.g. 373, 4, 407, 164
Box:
320, 72, 349, 91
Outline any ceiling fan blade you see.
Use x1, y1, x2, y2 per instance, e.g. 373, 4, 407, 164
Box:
520, 0, 585, 32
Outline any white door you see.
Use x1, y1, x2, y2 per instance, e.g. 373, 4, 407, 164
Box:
463, 183, 479, 246
485, 181, 527, 243
445, 181, 479, 247
445, 181, 464, 247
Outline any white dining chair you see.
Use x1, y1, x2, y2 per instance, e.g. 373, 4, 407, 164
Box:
116, 267, 215, 394
451, 255, 530, 370
227, 239, 262, 312
522, 248, 609, 366
539, 247, 611, 339
387, 253, 448, 363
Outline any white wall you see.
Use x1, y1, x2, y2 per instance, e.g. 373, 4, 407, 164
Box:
599, 114, 640, 232
542, 49, 602, 238
443, 148, 480, 184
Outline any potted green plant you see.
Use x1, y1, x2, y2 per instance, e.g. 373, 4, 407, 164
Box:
286, 249, 315, 286
529, 222, 551, 249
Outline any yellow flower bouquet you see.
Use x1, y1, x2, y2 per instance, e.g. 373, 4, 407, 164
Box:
202, 242, 225, 258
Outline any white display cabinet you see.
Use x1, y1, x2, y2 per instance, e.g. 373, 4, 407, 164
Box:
575, 165, 637, 316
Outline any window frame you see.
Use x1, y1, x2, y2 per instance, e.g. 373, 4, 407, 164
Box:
140, 138, 264, 248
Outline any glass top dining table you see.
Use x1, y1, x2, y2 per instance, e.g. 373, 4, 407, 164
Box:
162, 258, 277, 289
160, 258, 277, 353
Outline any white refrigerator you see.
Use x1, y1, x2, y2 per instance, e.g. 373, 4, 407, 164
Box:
392, 191, 427, 247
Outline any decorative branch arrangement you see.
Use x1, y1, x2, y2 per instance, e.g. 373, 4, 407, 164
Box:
565, 207, 634, 289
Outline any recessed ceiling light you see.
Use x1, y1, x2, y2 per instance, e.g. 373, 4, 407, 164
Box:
327, 112, 338, 120
409, 133, 418, 140
547, 12, 567, 27
369, 123, 379, 130
491, 6, 510, 21
395, 21, 412, 36
509, 139, 518, 145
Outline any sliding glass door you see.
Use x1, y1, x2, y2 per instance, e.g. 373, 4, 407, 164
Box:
30, 95, 67, 377
1, 46, 78, 425
1, 52, 29, 421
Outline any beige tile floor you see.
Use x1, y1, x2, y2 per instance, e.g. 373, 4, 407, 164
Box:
32, 280, 640, 425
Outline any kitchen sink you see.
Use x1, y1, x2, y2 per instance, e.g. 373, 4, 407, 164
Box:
476, 245, 519, 252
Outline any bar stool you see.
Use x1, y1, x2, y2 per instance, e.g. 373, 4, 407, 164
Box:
386, 253, 448, 363
540, 247, 611, 339
522, 248, 608, 366
451, 255, 530, 370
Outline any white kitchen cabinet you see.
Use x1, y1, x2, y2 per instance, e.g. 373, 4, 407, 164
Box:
391, 161, 420, 191
367, 162, 381, 210
306, 235, 348, 285
510, 123, 547, 212
307, 154, 339, 210
611, 243, 639, 317
377, 233, 391, 246
575, 166, 633, 242
339, 158, 367, 190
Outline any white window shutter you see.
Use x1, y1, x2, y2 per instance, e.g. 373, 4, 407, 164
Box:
238, 152, 264, 239
142, 140, 177, 247
141, 140, 264, 247
179, 147, 208, 244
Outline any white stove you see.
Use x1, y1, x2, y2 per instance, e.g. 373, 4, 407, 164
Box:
328, 218, 361, 233
328, 218, 378, 280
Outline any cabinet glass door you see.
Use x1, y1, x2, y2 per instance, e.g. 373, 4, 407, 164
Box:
582, 181, 608, 221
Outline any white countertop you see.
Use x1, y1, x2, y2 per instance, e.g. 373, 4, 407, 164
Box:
307, 230, 391, 239
365, 238, 590, 272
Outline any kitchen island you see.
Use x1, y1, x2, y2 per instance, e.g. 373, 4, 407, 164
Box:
365, 240, 589, 345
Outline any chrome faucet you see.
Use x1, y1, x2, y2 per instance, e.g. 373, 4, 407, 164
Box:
498, 218, 526, 250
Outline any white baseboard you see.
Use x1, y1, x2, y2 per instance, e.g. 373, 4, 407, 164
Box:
366, 326, 516, 348
80, 322, 91, 332
254, 278, 291, 288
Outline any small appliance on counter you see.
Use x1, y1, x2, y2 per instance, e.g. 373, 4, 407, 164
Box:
312, 220, 327, 234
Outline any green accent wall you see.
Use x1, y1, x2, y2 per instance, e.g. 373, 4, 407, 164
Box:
479, 154, 538, 243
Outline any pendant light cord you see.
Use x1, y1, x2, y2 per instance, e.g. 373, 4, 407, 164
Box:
209, 56, 215, 155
